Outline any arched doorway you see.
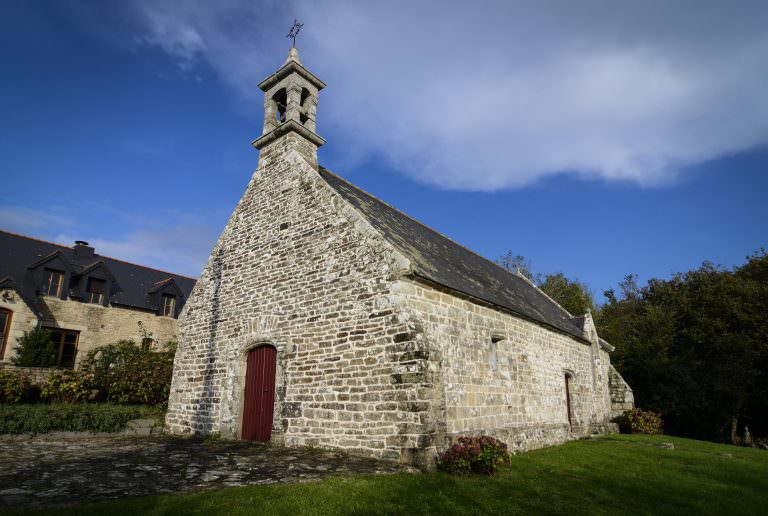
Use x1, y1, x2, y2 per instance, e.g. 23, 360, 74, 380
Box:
242, 345, 277, 442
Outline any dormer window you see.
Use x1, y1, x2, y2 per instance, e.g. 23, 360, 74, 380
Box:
44, 269, 64, 297
162, 293, 176, 317
86, 278, 106, 304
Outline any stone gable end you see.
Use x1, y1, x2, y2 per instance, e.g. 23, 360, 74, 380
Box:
166, 135, 441, 461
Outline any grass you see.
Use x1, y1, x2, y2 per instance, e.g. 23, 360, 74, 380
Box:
6, 434, 768, 515
0, 403, 165, 434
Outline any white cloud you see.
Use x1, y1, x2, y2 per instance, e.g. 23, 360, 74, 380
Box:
56, 225, 217, 277
0, 206, 74, 233
0, 204, 216, 278
127, 0, 768, 191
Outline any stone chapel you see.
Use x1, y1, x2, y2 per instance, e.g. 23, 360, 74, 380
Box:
165, 46, 633, 467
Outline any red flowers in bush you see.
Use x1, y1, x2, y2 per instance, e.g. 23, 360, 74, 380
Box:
439, 435, 512, 475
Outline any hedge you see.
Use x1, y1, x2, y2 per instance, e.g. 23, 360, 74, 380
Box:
0, 403, 164, 434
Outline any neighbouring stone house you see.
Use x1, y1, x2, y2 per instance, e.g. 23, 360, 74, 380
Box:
0, 230, 195, 369
166, 46, 633, 466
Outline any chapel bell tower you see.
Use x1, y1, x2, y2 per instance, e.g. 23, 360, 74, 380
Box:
251, 45, 326, 168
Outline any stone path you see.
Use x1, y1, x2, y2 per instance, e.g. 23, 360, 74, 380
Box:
0, 434, 417, 509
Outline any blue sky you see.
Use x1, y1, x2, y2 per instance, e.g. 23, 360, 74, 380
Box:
1, 1, 766, 302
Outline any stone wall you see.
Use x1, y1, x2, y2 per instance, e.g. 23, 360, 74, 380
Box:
37, 298, 179, 367
397, 278, 615, 454
0, 286, 179, 368
166, 133, 431, 462
0, 364, 62, 384
608, 365, 635, 418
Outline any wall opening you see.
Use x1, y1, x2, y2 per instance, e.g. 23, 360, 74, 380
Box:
242, 344, 277, 442
490, 336, 503, 372
272, 89, 287, 123
299, 88, 311, 125
564, 372, 574, 430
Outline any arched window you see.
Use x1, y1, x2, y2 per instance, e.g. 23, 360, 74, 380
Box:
0, 308, 11, 359
299, 88, 311, 126
272, 89, 287, 123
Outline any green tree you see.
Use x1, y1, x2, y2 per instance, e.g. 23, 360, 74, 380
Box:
596, 251, 768, 442
538, 272, 595, 316
496, 251, 595, 316
11, 328, 56, 368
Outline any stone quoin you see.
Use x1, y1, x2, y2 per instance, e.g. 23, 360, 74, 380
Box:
164, 45, 633, 468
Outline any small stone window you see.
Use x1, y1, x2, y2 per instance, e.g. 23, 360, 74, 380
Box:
490, 336, 504, 372
564, 372, 574, 430
161, 294, 176, 317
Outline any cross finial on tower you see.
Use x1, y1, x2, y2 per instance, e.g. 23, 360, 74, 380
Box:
287, 19, 303, 48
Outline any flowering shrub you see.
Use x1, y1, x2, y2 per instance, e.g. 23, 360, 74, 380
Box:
80, 340, 176, 406
40, 371, 96, 403
617, 408, 664, 435
0, 370, 30, 403
439, 435, 512, 475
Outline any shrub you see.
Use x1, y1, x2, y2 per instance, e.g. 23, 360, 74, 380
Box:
0, 402, 164, 434
11, 328, 57, 367
40, 370, 96, 403
0, 370, 30, 403
617, 408, 664, 435
439, 435, 512, 475
80, 340, 175, 406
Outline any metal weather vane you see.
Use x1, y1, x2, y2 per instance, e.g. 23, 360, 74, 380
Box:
287, 19, 304, 48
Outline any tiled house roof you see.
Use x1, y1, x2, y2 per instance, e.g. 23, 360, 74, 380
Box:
0, 230, 196, 315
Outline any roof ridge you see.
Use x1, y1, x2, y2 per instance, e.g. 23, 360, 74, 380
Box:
318, 168, 541, 288
514, 268, 577, 319
0, 229, 70, 250
0, 229, 197, 281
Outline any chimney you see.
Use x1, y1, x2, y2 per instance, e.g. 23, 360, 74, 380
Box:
73, 240, 95, 258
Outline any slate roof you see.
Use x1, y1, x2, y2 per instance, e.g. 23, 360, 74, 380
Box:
0, 230, 196, 315
318, 168, 586, 340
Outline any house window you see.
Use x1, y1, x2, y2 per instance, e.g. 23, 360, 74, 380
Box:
44, 269, 64, 297
45, 327, 80, 369
86, 278, 106, 304
161, 294, 176, 317
0, 309, 11, 360
141, 337, 156, 351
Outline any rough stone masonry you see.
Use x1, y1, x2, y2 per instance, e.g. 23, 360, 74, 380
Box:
165, 46, 632, 468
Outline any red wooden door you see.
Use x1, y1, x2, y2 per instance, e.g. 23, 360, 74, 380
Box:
242, 346, 277, 442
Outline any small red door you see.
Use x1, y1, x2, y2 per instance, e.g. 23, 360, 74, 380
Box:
242, 346, 277, 442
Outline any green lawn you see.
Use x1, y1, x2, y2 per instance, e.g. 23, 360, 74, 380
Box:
8, 434, 768, 516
